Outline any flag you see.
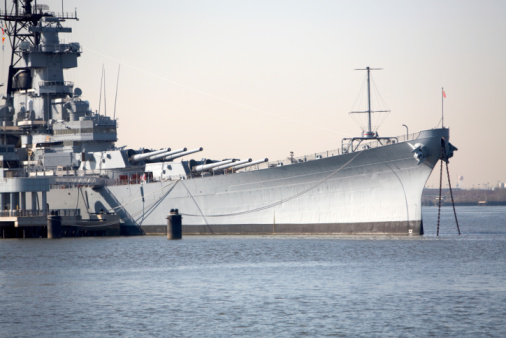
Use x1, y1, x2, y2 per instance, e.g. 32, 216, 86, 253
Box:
443, 90, 446, 98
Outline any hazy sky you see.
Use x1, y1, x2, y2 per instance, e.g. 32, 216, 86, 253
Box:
3, 0, 505, 188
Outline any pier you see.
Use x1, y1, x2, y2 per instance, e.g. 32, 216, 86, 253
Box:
0, 171, 119, 239
0, 209, 120, 239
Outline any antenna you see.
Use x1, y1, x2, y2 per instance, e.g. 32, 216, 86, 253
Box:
98, 64, 104, 115
98, 65, 107, 116
113, 64, 120, 120
103, 66, 107, 116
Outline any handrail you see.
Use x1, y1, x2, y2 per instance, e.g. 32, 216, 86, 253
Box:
38, 81, 74, 87
241, 131, 422, 172
0, 10, 78, 21
0, 209, 80, 217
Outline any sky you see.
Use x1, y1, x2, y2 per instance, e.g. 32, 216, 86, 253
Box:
2, 0, 505, 189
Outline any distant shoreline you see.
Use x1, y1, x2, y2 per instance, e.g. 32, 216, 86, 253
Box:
422, 188, 506, 206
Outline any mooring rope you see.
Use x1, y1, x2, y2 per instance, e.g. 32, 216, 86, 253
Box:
180, 151, 363, 218
180, 180, 214, 234
105, 179, 180, 214
74, 150, 361, 226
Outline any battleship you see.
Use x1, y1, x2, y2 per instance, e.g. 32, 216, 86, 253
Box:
0, 1, 456, 236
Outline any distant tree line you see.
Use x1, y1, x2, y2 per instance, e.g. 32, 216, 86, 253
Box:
422, 188, 506, 206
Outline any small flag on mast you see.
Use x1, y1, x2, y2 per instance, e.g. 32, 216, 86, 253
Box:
443, 90, 446, 98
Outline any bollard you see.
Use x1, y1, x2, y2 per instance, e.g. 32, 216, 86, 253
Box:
47, 215, 62, 239
167, 209, 182, 240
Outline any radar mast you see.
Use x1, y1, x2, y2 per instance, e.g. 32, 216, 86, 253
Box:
0, 0, 78, 100
350, 67, 391, 138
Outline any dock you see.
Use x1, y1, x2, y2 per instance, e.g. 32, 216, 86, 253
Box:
0, 209, 120, 238
0, 164, 120, 239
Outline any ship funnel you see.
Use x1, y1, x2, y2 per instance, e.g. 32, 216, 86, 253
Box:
147, 148, 187, 161
193, 159, 236, 173
129, 148, 170, 163
213, 158, 252, 171
233, 158, 269, 170
163, 147, 203, 161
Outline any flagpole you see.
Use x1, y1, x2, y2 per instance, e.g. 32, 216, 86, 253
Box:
442, 87, 444, 128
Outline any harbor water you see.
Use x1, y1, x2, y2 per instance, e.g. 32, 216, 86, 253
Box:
1, 206, 505, 337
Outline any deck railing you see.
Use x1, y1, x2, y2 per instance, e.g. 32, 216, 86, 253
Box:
0, 209, 80, 217
240, 131, 421, 172
28, 132, 423, 181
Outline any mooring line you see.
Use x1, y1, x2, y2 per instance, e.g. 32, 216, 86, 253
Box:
180, 180, 214, 234
180, 151, 362, 218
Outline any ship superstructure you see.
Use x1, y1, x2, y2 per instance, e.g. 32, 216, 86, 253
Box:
0, 2, 119, 170
0, 1, 456, 235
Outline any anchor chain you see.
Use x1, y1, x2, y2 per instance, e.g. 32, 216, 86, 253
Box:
445, 158, 461, 235
437, 151, 444, 235
436, 137, 461, 236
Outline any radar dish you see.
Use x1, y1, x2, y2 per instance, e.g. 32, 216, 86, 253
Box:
73, 87, 83, 97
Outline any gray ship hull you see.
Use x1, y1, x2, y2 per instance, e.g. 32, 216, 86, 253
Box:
47, 128, 447, 235
0, 5, 454, 237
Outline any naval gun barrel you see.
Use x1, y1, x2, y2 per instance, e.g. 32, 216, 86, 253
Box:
213, 158, 252, 171
193, 159, 235, 173
148, 148, 187, 161
129, 148, 170, 163
233, 158, 269, 170
163, 147, 204, 161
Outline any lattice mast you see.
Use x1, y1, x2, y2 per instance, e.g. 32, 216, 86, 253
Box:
0, 0, 78, 104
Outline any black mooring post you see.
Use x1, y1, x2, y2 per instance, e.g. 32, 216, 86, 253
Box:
47, 215, 62, 239
167, 209, 182, 240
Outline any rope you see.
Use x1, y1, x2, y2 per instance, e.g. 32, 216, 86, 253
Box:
180, 180, 214, 234
180, 151, 362, 218
112, 180, 180, 224
105, 179, 179, 214
71, 150, 361, 226
67, 180, 180, 226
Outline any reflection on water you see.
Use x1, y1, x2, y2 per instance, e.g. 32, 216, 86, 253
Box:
1, 206, 505, 337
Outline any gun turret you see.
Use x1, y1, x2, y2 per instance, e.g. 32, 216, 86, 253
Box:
193, 159, 235, 173
147, 148, 187, 161
129, 148, 170, 163
233, 158, 269, 170
212, 158, 252, 172
163, 147, 203, 161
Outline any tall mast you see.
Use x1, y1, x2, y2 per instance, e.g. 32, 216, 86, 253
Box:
1, 0, 78, 99
351, 66, 389, 138
366, 67, 372, 133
